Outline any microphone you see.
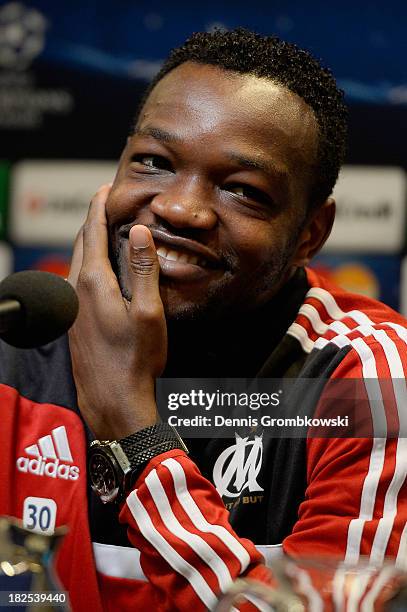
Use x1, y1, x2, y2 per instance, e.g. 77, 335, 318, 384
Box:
0, 270, 79, 348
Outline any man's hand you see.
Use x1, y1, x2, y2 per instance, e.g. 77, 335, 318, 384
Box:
68, 184, 167, 440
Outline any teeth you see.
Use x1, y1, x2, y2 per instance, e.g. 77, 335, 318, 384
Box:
156, 246, 205, 266
166, 250, 179, 261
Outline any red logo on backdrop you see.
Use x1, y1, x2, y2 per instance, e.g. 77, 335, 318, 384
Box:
311, 263, 380, 300
25, 194, 46, 214
33, 256, 71, 278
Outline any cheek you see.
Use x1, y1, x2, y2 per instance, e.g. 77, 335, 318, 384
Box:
228, 215, 302, 280
106, 183, 149, 225
105, 189, 127, 225
224, 222, 285, 269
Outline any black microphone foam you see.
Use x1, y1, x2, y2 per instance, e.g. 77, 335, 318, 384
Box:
0, 271, 79, 348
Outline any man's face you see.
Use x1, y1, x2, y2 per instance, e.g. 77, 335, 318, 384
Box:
107, 62, 319, 320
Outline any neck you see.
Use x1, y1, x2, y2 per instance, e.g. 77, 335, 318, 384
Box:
163, 268, 308, 377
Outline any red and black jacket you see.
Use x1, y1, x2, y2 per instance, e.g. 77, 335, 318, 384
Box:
1, 268, 407, 611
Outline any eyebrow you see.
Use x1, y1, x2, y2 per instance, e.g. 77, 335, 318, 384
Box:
133, 125, 181, 144
227, 153, 288, 180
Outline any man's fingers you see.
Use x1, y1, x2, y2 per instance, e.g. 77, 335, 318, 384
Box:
74, 182, 124, 321
82, 183, 112, 268
67, 227, 84, 288
128, 225, 162, 314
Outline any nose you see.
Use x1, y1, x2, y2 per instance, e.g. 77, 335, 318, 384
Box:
149, 178, 218, 230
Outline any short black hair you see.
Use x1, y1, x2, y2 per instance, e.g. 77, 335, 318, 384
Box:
140, 27, 348, 210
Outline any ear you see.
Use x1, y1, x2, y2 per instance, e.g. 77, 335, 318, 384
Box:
292, 197, 336, 267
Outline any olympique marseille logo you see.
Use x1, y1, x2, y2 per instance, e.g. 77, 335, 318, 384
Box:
213, 434, 264, 498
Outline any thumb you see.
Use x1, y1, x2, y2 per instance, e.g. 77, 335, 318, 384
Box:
128, 225, 161, 308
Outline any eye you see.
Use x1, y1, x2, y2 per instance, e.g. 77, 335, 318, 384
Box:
131, 154, 173, 172
225, 183, 272, 206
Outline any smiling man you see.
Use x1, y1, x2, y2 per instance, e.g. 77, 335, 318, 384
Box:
1, 28, 407, 611
109, 55, 331, 321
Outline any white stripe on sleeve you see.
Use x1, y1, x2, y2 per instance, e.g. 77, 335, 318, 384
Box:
360, 566, 398, 612
162, 458, 251, 573
342, 336, 387, 564
144, 469, 234, 594
308, 289, 407, 564
126, 490, 217, 610
396, 522, 407, 570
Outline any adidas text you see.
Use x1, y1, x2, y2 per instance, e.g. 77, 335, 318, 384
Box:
16, 456, 79, 480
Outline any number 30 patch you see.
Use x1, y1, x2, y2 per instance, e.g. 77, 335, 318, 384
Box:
23, 497, 57, 534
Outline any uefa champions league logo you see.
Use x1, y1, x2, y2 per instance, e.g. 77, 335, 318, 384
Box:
0, 2, 47, 70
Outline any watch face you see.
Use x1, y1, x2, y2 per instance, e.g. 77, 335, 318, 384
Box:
89, 451, 120, 504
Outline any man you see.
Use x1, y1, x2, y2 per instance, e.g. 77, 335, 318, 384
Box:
1, 28, 407, 611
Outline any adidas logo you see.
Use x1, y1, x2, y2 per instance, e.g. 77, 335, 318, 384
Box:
16, 426, 80, 481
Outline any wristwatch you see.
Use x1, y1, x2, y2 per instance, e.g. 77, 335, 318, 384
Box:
88, 423, 188, 504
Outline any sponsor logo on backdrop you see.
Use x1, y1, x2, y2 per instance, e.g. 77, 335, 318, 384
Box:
0, 2, 73, 129
11, 160, 117, 245
213, 434, 264, 498
325, 166, 406, 254
0, 2, 46, 71
312, 262, 380, 301
16, 425, 80, 481
335, 201, 392, 220
33, 254, 71, 277
25, 194, 88, 215
311, 254, 402, 312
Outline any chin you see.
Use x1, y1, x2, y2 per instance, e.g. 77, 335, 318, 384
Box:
168, 299, 223, 322
158, 278, 238, 322
159, 290, 217, 322
117, 277, 214, 321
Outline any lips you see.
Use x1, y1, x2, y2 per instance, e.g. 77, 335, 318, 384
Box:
118, 224, 223, 281
119, 225, 221, 264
